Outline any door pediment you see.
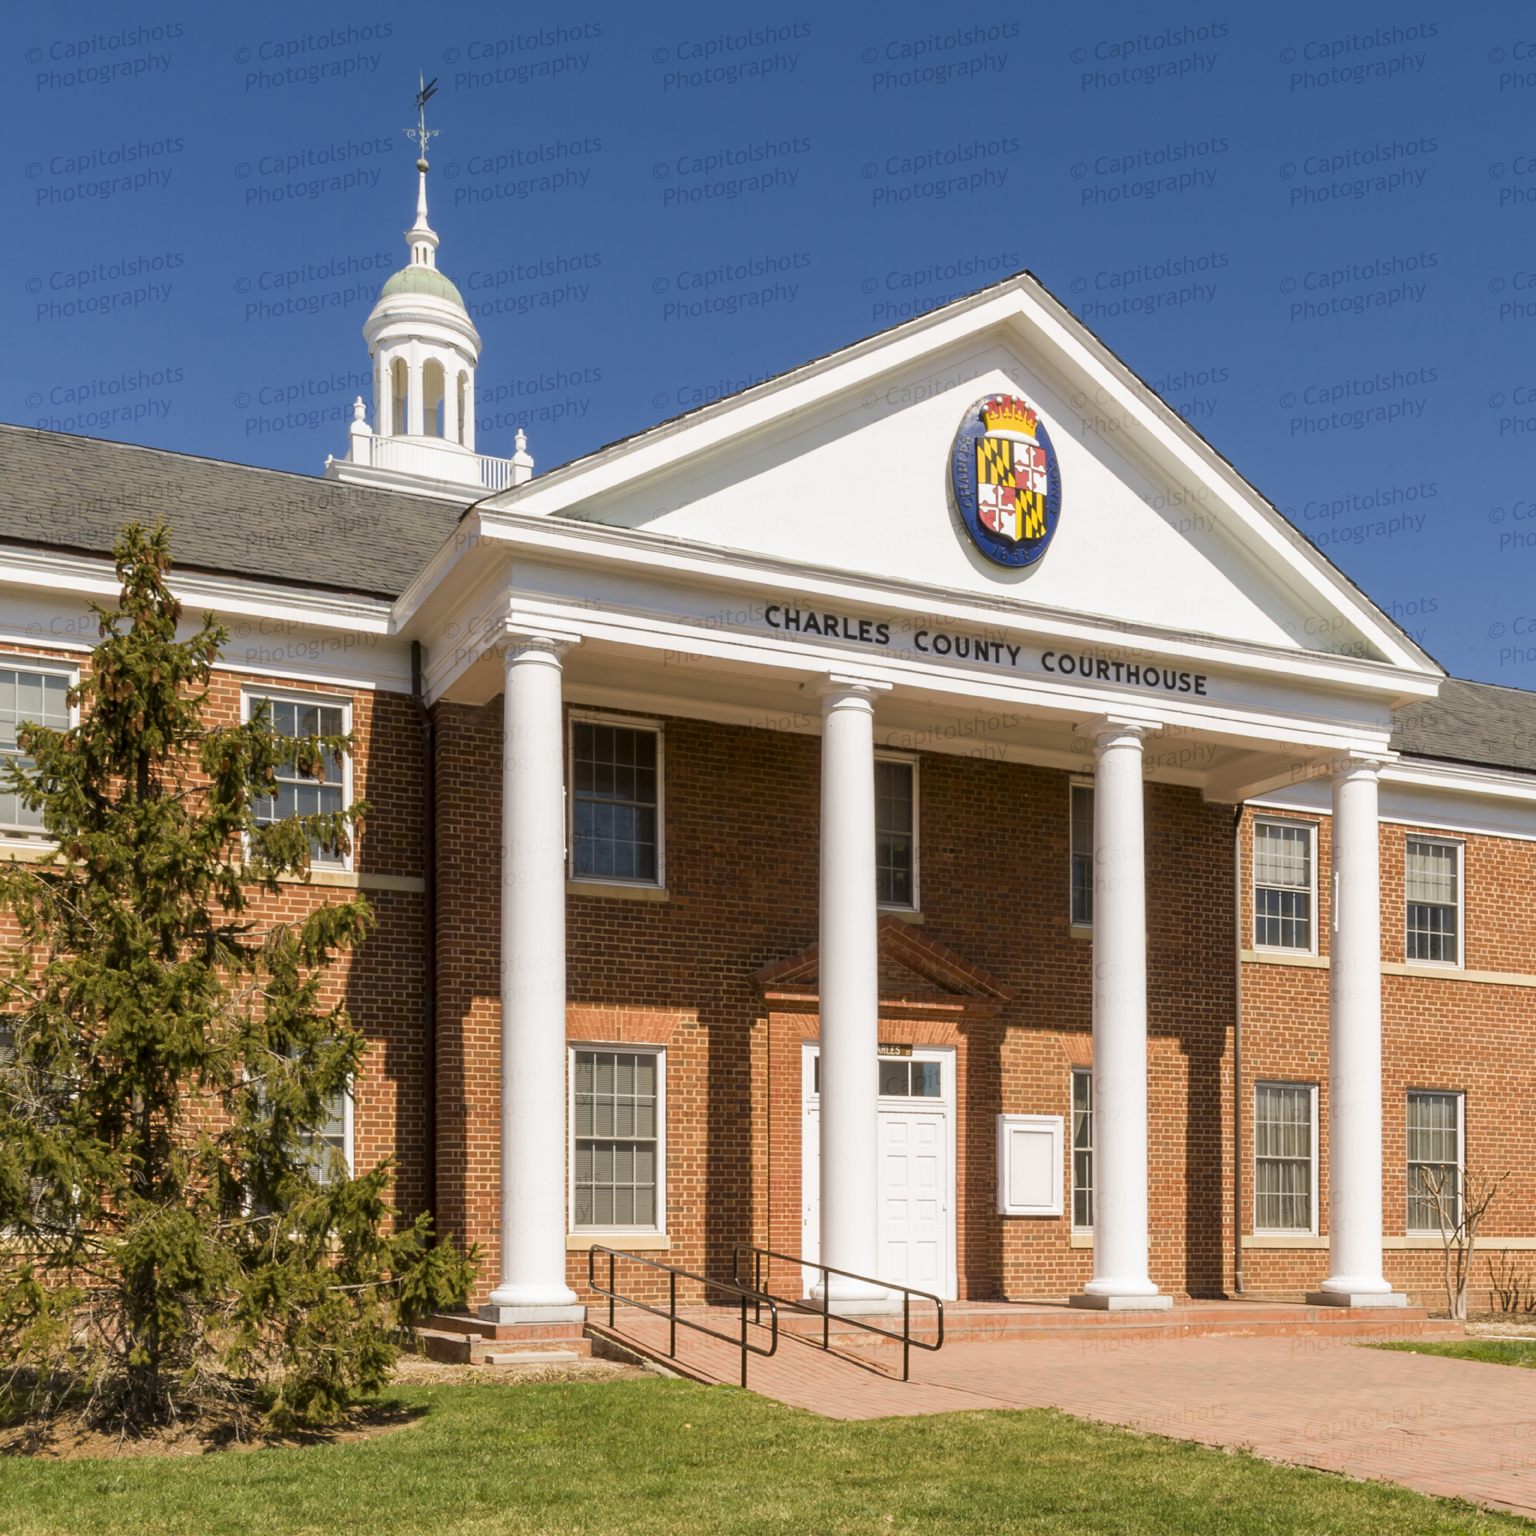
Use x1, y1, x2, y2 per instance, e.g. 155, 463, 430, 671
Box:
752, 916, 1013, 1020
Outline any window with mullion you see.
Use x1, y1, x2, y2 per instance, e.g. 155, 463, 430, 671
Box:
1407, 1090, 1462, 1231
1070, 784, 1093, 925
1254, 1083, 1313, 1231
248, 695, 348, 866
1071, 1068, 1093, 1229
1254, 821, 1312, 951
875, 758, 915, 908
0, 667, 71, 832
573, 1050, 660, 1229
572, 721, 659, 884
1406, 839, 1459, 965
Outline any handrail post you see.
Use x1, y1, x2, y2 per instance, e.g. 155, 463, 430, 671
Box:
669, 1268, 677, 1358
822, 1263, 830, 1353
903, 1290, 910, 1382
740, 1288, 748, 1389
609, 1250, 615, 1329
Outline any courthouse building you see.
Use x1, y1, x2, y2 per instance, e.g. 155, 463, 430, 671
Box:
3, 161, 1535, 1321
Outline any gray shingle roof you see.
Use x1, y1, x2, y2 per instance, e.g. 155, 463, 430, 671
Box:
2, 427, 1534, 779
1391, 677, 1536, 776
0, 423, 468, 599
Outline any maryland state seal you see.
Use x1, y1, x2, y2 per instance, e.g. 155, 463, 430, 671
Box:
951, 393, 1062, 567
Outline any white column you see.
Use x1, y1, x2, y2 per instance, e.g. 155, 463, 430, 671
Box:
817, 675, 894, 1312
1310, 757, 1405, 1307
462, 368, 476, 451
376, 361, 393, 439
441, 355, 460, 446
1074, 719, 1170, 1310
407, 355, 425, 436
483, 634, 584, 1322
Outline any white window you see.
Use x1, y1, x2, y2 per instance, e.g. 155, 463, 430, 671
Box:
299, 1063, 353, 1184
569, 714, 663, 886
1253, 820, 1315, 952
1405, 838, 1461, 966
0, 664, 73, 834
1071, 1067, 1093, 1229
1254, 1082, 1317, 1233
1070, 781, 1093, 925
1407, 1089, 1463, 1232
243, 691, 352, 869
570, 1047, 665, 1232
875, 754, 918, 909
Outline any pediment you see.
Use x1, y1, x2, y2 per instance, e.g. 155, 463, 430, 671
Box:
752, 916, 1014, 1020
481, 274, 1437, 679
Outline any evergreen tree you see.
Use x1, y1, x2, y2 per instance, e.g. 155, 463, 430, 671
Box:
0, 523, 474, 1431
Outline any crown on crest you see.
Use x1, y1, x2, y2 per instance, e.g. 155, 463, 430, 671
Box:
981, 395, 1039, 437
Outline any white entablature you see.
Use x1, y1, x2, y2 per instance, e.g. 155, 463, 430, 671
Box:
325, 152, 531, 503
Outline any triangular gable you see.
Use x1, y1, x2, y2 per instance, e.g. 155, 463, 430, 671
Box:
474, 272, 1438, 679
751, 916, 1014, 1020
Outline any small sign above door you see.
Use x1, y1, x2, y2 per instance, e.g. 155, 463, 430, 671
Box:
877, 1043, 913, 1057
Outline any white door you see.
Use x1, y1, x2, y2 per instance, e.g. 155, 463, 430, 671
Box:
800, 1043, 956, 1300
879, 1109, 946, 1292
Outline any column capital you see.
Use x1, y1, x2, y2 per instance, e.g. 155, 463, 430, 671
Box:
1077, 712, 1161, 745
492, 613, 583, 663
815, 672, 892, 704
1327, 751, 1394, 781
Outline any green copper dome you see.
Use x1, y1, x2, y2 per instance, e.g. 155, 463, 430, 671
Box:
378, 265, 466, 310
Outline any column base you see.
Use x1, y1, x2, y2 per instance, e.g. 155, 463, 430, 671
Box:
479, 1303, 588, 1324
1305, 1290, 1408, 1309
1069, 1292, 1174, 1312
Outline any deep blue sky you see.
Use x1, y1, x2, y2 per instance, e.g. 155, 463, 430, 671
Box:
8, 2, 1527, 682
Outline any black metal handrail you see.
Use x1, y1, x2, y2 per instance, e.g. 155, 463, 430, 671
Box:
732, 1245, 944, 1382
587, 1245, 779, 1389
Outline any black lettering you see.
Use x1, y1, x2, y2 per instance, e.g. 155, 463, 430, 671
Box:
934, 634, 952, 655
956, 637, 970, 659
1162, 670, 1178, 690
1112, 662, 1123, 682
1096, 659, 1110, 681
823, 613, 839, 636
784, 608, 801, 631
858, 618, 872, 643
765, 604, 781, 628
1059, 654, 1076, 674
842, 617, 857, 641
803, 613, 822, 634
875, 623, 890, 645
1178, 672, 1192, 693
1007, 644, 1021, 665
914, 630, 930, 652
1143, 667, 1159, 687
1126, 665, 1140, 685
1194, 675, 1207, 695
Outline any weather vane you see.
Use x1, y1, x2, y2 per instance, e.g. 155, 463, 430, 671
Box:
404, 74, 440, 167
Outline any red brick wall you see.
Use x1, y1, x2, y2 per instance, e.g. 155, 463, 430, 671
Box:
0, 643, 431, 1226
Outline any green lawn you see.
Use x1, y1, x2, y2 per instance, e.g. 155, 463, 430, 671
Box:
1368, 1337, 1536, 1368
0, 1377, 1524, 1536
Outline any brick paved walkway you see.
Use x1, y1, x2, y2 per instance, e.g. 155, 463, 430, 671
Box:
600, 1308, 1536, 1518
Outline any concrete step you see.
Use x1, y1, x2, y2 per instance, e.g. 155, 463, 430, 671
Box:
420, 1314, 588, 1343
416, 1324, 593, 1364
661, 1302, 1459, 1347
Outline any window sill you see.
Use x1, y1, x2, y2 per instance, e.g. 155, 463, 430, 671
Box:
878, 907, 924, 924
1069, 925, 1092, 942
567, 880, 669, 902
1388, 1234, 1536, 1250
1070, 1232, 1093, 1248
1243, 950, 1536, 988
1245, 1233, 1326, 1248
567, 1232, 671, 1250
1243, 948, 1326, 968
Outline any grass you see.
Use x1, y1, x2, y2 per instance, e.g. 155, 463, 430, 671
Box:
1368, 1337, 1536, 1368
0, 1376, 1526, 1536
